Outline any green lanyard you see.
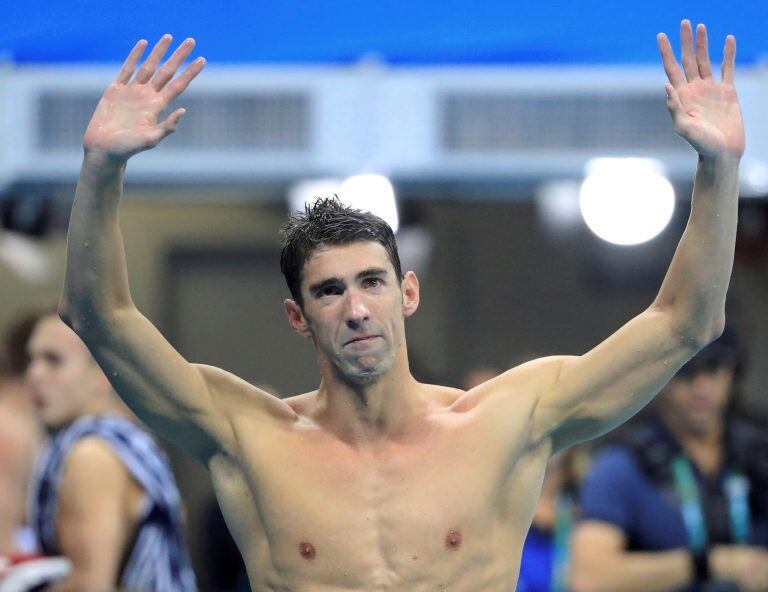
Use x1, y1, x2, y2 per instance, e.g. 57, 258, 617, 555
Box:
550, 494, 573, 592
671, 455, 751, 552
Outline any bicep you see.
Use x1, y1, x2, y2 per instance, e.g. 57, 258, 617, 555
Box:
532, 306, 697, 451
66, 305, 232, 460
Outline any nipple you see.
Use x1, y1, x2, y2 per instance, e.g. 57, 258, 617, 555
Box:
299, 541, 316, 560
445, 529, 462, 550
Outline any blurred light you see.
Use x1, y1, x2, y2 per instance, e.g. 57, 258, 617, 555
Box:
740, 159, 768, 198
287, 178, 342, 215
580, 158, 675, 246
338, 174, 399, 233
0, 231, 53, 284
535, 180, 582, 232
287, 174, 399, 233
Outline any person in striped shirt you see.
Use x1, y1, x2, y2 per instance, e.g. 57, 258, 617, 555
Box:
24, 311, 197, 592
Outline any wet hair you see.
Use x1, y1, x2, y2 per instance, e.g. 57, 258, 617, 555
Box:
280, 196, 403, 307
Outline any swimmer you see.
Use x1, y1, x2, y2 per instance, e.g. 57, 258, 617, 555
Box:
24, 311, 197, 592
59, 21, 744, 591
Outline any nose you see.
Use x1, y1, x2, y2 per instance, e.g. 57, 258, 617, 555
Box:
344, 288, 370, 329
26, 359, 43, 388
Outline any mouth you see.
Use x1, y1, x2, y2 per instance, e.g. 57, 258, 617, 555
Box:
344, 335, 381, 347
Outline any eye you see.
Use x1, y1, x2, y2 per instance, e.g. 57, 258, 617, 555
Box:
363, 277, 384, 288
317, 285, 343, 298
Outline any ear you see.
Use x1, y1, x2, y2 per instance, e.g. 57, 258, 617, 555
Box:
284, 299, 313, 338
401, 271, 420, 318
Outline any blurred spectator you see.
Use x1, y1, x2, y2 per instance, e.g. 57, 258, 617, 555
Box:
0, 314, 44, 555
462, 366, 504, 390
516, 446, 592, 592
572, 326, 768, 592
15, 311, 198, 591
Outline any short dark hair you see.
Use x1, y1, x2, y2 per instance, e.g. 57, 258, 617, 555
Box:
280, 197, 403, 306
2, 306, 56, 376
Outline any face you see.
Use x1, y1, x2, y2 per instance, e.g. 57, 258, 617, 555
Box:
26, 314, 108, 428
285, 241, 419, 386
661, 365, 734, 434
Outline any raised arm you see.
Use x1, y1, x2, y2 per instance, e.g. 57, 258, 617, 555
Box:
526, 21, 744, 452
59, 37, 279, 462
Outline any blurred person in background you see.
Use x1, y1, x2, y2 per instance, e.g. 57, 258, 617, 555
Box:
11, 310, 198, 592
59, 21, 747, 592
0, 314, 44, 556
516, 446, 592, 592
572, 327, 768, 592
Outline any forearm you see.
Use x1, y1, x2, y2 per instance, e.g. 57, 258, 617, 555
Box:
654, 155, 740, 341
60, 151, 134, 324
572, 548, 693, 592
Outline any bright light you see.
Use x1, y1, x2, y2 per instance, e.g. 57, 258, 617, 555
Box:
287, 178, 342, 215
580, 158, 675, 246
741, 159, 768, 197
287, 174, 399, 233
536, 180, 582, 232
338, 174, 399, 233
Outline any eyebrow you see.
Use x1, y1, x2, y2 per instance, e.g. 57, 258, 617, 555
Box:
308, 267, 389, 294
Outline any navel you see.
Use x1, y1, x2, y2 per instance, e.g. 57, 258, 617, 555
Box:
298, 541, 317, 560
445, 529, 462, 550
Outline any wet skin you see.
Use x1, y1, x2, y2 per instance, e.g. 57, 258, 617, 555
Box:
208, 381, 551, 592
203, 242, 552, 591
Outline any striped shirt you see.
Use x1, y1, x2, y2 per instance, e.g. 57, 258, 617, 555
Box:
29, 414, 197, 592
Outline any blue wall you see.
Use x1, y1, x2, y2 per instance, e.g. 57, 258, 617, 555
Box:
2, 0, 766, 65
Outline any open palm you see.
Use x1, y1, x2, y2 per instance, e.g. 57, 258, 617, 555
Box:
658, 21, 744, 158
83, 35, 205, 160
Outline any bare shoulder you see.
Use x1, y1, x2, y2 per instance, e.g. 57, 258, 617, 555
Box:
451, 356, 571, 413
59, 437, 136, 501
193, 364, 297, 423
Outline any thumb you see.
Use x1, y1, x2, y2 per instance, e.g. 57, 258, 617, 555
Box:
664, 84, 687, 128
160, 108, 186, 137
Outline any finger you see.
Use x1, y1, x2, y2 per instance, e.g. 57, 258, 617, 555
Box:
664, 83, 687, 130
163, 57, 206, 102
115, 40, 148, 84
657, 33, 685, 88
134, 34, 173, 84
680, 20, 700, 81
721, 34, 736, 85
152, 38, 196, 91
695, 23, 713, 79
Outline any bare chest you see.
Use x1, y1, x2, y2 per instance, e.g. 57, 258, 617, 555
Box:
219, 412, 540, 590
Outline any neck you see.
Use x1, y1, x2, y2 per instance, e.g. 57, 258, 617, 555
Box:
315, 353, 425, 444
662, 409, 723, 446
661, 410, 724, 475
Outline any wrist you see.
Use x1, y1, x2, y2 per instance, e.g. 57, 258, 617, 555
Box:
698, 152, 742, 169
82, 149, 128, 179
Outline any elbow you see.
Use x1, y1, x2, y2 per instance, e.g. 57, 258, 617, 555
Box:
671, 310, 726, 352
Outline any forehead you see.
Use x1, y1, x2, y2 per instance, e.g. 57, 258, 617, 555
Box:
29, 316, 87, 355
302, 241, 393, 284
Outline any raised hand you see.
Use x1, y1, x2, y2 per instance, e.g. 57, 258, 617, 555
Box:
83, 35, 205, 161
658, 21, 744, 159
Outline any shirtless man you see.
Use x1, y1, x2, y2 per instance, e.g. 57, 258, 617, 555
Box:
59, 21, 744, 591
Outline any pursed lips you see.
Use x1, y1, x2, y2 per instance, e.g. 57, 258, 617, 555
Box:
344, 335, 381, 346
